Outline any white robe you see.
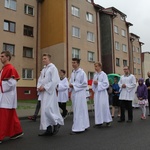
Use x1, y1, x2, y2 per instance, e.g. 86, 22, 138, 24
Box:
92, 71, 112, 124
57, 77, 69, 103
0, 78, 17, 109
37, 63, 64, 130
118, 74, 136, 101
70, 68, 90, 132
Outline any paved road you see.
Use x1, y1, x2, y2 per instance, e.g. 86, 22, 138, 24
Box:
1, 109, 150, 150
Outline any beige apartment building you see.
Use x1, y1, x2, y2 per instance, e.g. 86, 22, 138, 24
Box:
129, 33, 143, 79
141, 52, 150, 80
0, 0, 100, 99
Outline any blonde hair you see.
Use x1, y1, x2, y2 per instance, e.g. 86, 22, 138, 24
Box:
94, 62, 102, 68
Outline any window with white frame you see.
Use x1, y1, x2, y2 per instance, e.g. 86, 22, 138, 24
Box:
22, 68, 33, 79
3, 43, 15, 55
88, 72, 94, 80
87, 0, 92, 3
134, 68, 136, 74
24, 4, 34, 16
115, 41, 120, 50
5, 0, 16, 10
133, 46, 135, 52
87, 31, 94, 42
86, 12, 93, 22
114, 25, 119, 34
121, 16, 125, 21
4, 20, 16, 32
121, 29, 126, 37
71, 6, 79, 17
138, 69, 141, 75
133, 57, 136, 63
23, 47, 33, 58
88, 51, 94, 62
136, 47, 140, 53
137, 58, 140, 64
122, 44, 127, 52
123, 60, 127, 66
72, 48, 80, 59
72, 26, 80, 38
116, 58, 120, 66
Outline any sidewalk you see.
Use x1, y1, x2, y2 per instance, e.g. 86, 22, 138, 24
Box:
17, 102, 94, 119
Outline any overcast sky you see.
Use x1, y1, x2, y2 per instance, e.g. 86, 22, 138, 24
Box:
94, 0, 150, 52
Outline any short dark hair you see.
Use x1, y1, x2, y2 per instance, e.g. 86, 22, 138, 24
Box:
42, 53, 51, 59
1, 50, 12, 61
60, 69, 66, 74
72, 58, 80, 64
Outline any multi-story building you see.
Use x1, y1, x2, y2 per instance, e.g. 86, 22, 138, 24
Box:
40, 0, 100, 80
0, 0, 38, 99
141, 52, 150, 80
129, 33, 143, 79
96, 6, 133, 75
0, 0, 100, 99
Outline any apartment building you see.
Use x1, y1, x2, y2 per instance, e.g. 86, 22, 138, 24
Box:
40, 0, 100, 80
95, 6, 133, 75
129, 33, 143, 79
0, 0, 38, 99
141, 52, 150, 80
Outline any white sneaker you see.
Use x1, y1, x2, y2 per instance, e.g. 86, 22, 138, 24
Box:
10, 132, 24, 140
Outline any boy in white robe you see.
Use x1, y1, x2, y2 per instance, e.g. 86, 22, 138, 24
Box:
69, 58, 90, 134
57, 69, 69, 119
38, 53, 64, 136
92, 62, 112, 127
118, 66, 136, 122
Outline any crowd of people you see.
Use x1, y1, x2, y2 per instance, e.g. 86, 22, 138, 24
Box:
0, 51, 150, 144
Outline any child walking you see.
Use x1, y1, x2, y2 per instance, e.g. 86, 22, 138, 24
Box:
137, 78, 148, 120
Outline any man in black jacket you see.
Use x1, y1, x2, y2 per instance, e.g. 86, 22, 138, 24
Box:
145, 72, 150, 115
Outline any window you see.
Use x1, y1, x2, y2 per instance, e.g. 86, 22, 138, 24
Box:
23, 47, 33, 58
72, 26, 80, 38
138, 69, 141, 75
121, 29, 126, 37
24, 25, 33, 37
86, 12, 93, 22
4, 20, 15, 32
87, 31, 94, 42
136, 47, 140, 53
22, 68, 33, 79
122, 44, 127, 52
24, 4, 34, 16
3, 43, 15, 55
121, 16, 125, 21
123, 60, 127, 66
5, 0, 16, 10
72, 48, 80, 59
87, 0, 92, 3
134, 68, 136, 75
88, 51, 94, 62
71, 6, 79, 17
137, 58, 140, 64
88, 72, 94, 80
24, 90, 31, 94
133, 46, 135, 52
133, 57, 136, 63
116, 58, 120, 66
114, 25, 119, 34
115, 41, 120, 50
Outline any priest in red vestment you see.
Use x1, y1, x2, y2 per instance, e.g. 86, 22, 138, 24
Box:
0, 51, 23, 144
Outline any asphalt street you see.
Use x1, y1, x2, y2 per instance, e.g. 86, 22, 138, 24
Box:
1, 109, 150, 150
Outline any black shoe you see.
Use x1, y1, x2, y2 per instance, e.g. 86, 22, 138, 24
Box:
118, 120, 125, 123
70, 131, 77, 135
93, 124, 103, 128
148, 114, 150, 116
28, 116, 36, 121
0, 140, 2, 144
53, 124, 60, 135
106, 122, 111, 127
126, 120, 132, 123
38, 131, 52, 136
